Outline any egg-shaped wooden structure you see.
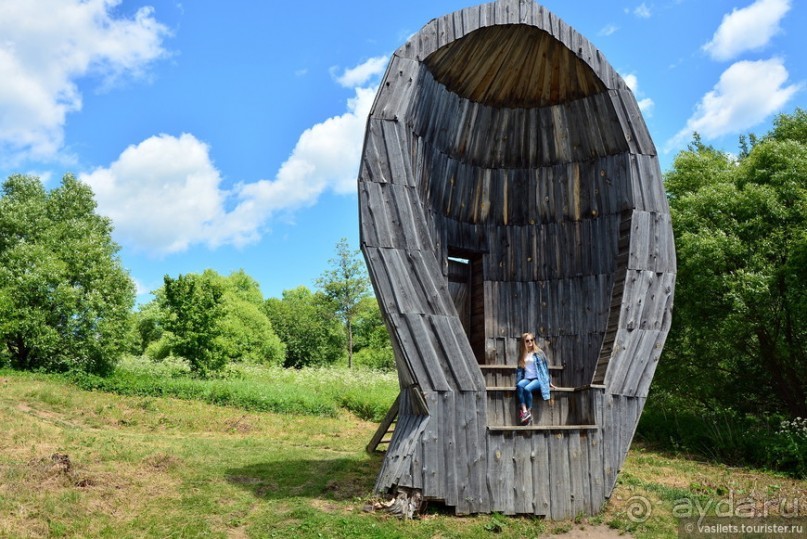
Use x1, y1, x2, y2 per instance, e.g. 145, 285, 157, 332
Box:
359, 0, 675, 518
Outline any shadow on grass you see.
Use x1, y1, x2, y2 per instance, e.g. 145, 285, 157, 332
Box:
226, 453, 386, 501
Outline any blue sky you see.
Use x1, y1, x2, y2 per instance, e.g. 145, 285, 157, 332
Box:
1, 0, 804, 303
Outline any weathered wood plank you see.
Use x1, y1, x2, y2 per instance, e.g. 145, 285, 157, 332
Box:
568, 430, 585, 516
514, 433, 534, 514
369, 55, 420, 121
549, 432, 571, 519
587, 389, 606, 513
532, 431, 551, 516
442, 390, 459, 508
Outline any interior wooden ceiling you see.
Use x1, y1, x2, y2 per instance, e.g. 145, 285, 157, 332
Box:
423, 24, 606, 109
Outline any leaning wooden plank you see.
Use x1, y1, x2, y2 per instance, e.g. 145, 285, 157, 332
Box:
407, 251, 455, 317
430, 315, 483, 391
386, 312, 436, 392
377, 248, 421, 314
402, 314, 451, 392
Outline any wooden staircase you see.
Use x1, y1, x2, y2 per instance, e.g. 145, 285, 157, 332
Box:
482, 364, 602, 430
368, 362, 603, 453
366, 394, 400, 453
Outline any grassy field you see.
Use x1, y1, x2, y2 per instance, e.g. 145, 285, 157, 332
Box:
1, 369, 805, 539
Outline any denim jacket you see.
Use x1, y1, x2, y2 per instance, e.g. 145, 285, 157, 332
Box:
516, 350, 551, 388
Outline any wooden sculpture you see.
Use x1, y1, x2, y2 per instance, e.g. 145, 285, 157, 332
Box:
359, 0, 675, 519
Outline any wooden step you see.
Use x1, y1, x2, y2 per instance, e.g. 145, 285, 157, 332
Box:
480, 364, 563, 386
488, 424, 599, 432
486, 386, 574, 393
479, 364, 563, 371
486, 384, 605, 392
485, 385, 604, 427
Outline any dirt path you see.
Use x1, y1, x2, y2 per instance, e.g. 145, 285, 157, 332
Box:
547, 524, 632, 538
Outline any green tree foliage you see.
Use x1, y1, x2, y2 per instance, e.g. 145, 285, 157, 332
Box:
316, 238, 371, 368
660, 110, 807, 419
131, 299, 164, 356
264, 286, 343, 368
161, 273, 227, 375
352, 297, 394, 370
0, 174, 135, 375
142, 270, 285, 373
216, 270, 285, 365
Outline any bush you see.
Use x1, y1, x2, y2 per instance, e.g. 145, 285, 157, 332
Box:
766, 417, 807, 478
352, 346, 394, 371
637, 398, 807, 479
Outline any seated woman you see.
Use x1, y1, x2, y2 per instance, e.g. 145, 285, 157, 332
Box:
516, 332, 555, 425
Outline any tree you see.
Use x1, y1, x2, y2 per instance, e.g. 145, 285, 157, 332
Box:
0, 174, 135, 375
316, 238, 371, 368
161, 272, 227, 375
659, 110, 807, 419
352, 296, 394, 370
143, 269, 285, 371
264, 286, 343, 368
216, 270, 285, 365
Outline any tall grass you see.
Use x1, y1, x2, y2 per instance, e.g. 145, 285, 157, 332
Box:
65, 356, 399, 422
637, 397, 807, 479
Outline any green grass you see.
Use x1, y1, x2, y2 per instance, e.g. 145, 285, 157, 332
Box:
63, 357, 400, 421
1, 369, 805, 538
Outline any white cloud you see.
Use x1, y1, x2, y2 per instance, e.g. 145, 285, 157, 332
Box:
622, 73, 655, 115
598, 24, 619, 37
81, 133, 244, 255
633, 3, 652, 18
0, 0, 170, 166
132, 277, 150, 297
81, 56, 388, 256
637, 98, 654, 113
229, 85, 378, 214
666, 58, 801, 151
702, 0, 791, 61
331, 56, 387, 88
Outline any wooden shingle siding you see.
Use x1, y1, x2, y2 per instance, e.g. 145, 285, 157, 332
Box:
359, 0, 674, 519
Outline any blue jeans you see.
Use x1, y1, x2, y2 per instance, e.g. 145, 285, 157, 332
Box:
517, 378, 550, 410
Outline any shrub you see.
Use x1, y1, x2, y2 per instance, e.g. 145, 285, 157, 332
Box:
638, 398, 807, 479
352, 346, 394, 371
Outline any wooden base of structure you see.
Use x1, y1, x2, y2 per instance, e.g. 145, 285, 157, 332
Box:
376, 487, 424, 520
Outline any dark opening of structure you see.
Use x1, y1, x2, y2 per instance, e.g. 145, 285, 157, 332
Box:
447, 249, 485, 364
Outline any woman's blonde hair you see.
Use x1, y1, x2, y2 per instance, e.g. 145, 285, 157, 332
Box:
518, 332, 543, 368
